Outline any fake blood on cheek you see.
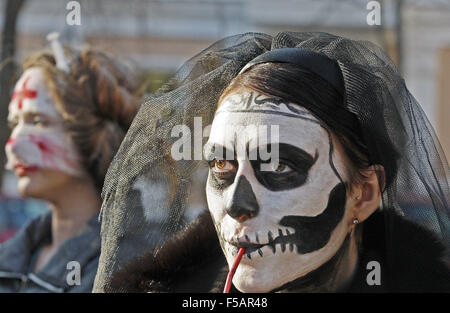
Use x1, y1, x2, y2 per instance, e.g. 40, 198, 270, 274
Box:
223, 247, 245, 293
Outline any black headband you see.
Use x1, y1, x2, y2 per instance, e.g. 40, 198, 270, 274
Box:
239, 48, 345, 96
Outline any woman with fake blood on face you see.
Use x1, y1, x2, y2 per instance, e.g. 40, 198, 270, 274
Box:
205, 55, 450, 292
0, 48, 140, 292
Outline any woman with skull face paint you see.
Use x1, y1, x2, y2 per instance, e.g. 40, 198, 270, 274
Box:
93, 32, 449, 293
0, 39, 141, 292
206, 49, 450, 293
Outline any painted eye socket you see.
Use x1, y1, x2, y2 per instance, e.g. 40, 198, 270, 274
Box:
208, 158, 237, 190
250, 143, 318, 191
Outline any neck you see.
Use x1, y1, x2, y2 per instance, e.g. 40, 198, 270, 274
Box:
274, 229, 360, 293
47, 177, 101, 247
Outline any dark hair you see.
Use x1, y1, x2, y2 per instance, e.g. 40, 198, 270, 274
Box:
219, 62, 371, 188
22, 48, 141, 190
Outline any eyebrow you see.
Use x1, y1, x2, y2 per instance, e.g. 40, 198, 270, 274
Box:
249, 143, 318, 167
203, 142, 236, 161
279, 143, 318, 169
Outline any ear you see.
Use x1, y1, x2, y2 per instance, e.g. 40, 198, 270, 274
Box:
351, 165, 385, 223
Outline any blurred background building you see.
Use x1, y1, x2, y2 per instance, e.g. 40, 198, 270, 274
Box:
0, 0, 449, 240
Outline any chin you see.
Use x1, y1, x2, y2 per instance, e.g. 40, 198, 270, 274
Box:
17, 168, 79, 201
17, 175, 43, 198
17, 171, 54, 199
234, 281, 273, 293
232, 264, 283, 293
230, 250, 331, 293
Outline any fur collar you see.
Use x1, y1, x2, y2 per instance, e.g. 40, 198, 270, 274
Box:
108, 212, 226, 292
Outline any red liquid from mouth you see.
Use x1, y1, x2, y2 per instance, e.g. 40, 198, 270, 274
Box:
14, 165, 38, 176
223, 247, 245, 293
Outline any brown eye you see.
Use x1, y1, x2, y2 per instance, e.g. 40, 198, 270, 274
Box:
216, 160, 226, 169
275, 163, 286, 172
213, 159, 235, 172
32, 116, 47, 126
271, 162, 292, 173
208, 158, 237, 190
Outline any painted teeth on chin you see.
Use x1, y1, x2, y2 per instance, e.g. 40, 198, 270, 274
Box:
279, 229, 286, 252
268, 231, 274, 243
255, 232, 259, 244
258, 248, 263, 257
270, 244, 276, 254
265, 228, 296, 254
286, 227, 294, 252
267, 231, 276, 254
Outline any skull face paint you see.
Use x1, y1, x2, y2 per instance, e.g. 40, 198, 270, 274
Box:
5, 67, 84, 178
205, 90, 354, 292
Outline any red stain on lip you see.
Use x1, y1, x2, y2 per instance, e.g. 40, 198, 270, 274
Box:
14, 164, 39, 176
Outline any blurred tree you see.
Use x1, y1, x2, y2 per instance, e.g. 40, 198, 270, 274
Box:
0, 0, 26, 188
136, 70, 173, 95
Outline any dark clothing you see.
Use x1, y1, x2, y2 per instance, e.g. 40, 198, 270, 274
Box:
107, 211, 450, 293
0, 212, 101, 293
347, 210, 450, 292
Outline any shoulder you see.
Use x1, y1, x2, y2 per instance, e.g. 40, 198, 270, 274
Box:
0, 212, 51, 269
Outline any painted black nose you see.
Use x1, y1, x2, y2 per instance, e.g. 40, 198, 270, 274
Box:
226, 176, 259, 222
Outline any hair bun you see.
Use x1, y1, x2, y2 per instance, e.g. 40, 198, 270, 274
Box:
81, 50, 140, 132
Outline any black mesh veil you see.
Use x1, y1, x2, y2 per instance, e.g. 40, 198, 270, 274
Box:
93, 33, 273, 291
93, 32, 449, 292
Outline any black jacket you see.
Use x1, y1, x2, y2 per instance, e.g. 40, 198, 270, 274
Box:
107, 211, 450, 293
0, 212, 101, 293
